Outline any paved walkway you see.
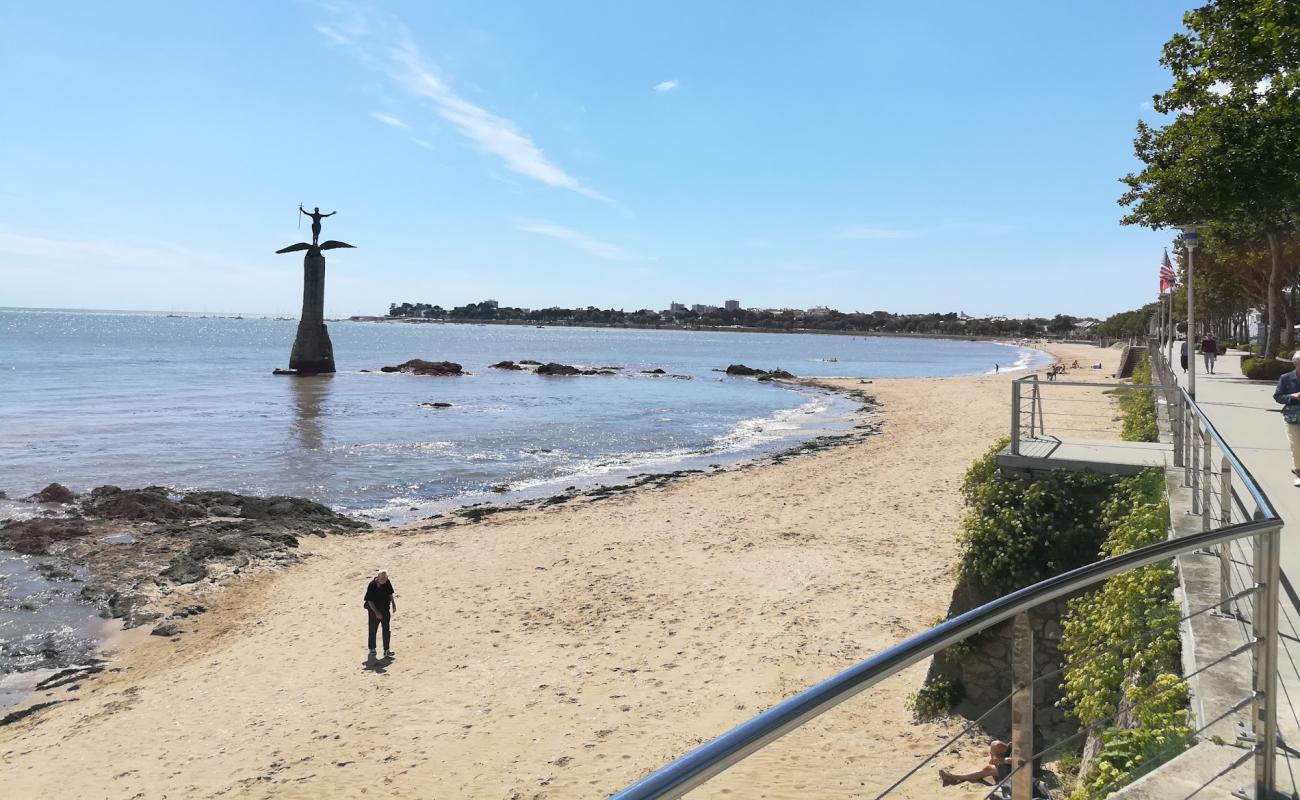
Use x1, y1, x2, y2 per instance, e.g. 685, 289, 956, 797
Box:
1162, 345, 1300, 796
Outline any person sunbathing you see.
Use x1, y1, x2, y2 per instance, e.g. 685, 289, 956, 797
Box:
1070, 359, 1081, 369
939, 740, 1011, 786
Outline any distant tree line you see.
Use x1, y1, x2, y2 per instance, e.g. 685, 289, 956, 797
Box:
385, 301, 1111, 338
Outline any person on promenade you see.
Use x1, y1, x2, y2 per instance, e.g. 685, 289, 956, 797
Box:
939, 740, 1010, 786
1274, 354, 1300, 488
1201, 334, 1218, 374
364, 569, 397, 659
1179, 339, 1189, 372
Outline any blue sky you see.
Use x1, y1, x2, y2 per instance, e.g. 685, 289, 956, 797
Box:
1, 1, 1185, 317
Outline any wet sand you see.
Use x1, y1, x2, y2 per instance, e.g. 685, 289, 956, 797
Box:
0, 342, 1120, 799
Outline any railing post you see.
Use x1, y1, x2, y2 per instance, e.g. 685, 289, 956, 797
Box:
1011, 613, 1034, 800
1011, 380, 1022, 456
1218, 458, 1233, 617
1201, 432, 1212, 532
1172, 393, 1185, 469
1030, 378, 1042, 439
1191, 423, 1202, 511
1252, 525, 1281, 796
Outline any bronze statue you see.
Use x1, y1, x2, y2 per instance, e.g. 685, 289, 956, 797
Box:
299, 204, 336, 247
274, 205, 356, 375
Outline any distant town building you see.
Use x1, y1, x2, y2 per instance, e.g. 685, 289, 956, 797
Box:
807, 305, 832, 317
483, 299, 499, 309
724, 299, 741, 312
669, 302, 687, 313
691, 304, 718, 314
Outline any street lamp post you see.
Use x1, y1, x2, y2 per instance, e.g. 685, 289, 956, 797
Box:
1178, 226, 1204, 399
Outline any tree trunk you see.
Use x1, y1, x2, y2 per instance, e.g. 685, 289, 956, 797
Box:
1267, 231, 1285, 359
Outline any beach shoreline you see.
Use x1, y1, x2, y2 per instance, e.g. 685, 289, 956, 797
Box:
0, 341, 1121, 799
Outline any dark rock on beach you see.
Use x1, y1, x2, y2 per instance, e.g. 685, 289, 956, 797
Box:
490, 360, 525, 370
25, 483, 77, 504
83, 486, 203, 522
380, 359, 465, 376
0, 517, 92, 555
725, 364, 764, 376
150, 621, 181, 637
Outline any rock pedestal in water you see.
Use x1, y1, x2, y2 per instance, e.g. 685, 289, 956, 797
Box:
288, 250, 335, 374
274, 207, 354, 375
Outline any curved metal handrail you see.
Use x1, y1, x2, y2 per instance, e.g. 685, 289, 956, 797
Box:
611, 516, 1280, 800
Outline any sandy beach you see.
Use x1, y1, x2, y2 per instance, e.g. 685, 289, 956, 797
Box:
0, 342, 1121, 799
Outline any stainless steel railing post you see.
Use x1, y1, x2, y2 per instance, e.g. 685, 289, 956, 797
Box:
1191, 423, 1202, 513
1218, 458, 1233, 616
1011, 380, 1022, 456
1201, 433, 1212, 532
1011, 613, 1034, 800
1252, 524, 1282, 795
1172, 392, 1185, 469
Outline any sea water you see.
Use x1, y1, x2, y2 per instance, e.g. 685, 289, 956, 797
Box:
0, 308, 1046, 522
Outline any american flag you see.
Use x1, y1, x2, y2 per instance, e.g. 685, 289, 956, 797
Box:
1159, 249, 1176, 294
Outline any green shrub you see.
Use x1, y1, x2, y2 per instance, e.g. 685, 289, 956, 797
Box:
958, 440, 1117, 597
1118, 353, 1157, 442
907, 677, 963, 721
1058, 471, 1188, 800
1242, 357, 1292, 381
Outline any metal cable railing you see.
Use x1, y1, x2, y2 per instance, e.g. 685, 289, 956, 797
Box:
612, 343, 1286, 800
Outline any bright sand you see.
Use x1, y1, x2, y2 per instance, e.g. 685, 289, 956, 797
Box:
0, 343, 1121, 799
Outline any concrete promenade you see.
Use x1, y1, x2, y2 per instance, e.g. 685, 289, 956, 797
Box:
1160, 346, 1300, 797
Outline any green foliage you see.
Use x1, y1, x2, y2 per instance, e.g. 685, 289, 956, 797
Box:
1118, 353, 1158, 442
1058, 471, 1189, 799
1242, 356, 1293, 381
907, 677, 963, 721
957, 440, 1117, 597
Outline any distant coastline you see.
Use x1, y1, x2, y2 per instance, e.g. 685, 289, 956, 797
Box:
346, 314, 1108, 347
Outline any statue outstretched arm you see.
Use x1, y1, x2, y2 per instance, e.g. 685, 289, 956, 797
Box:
322, 211, 337, 217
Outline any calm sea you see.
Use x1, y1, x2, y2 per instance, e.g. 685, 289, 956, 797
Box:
0, 308, 1046, 523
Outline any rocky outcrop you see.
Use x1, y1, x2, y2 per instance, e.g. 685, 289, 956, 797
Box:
380, 359, 464, 376
0, 518, 92, 555
83, 486, 204, 522
490, 361, 524, 370
25, 483, 76, 504
641, 368, 666, 374
724, 364, 796, 379
518, 359, 542, 365
418, 402, 452, 409
536, 363, 617, 376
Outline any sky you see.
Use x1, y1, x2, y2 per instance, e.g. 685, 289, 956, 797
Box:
0, 1, 1189, 318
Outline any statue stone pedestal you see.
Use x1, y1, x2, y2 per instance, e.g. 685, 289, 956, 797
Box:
287, 251, 335, 375
274, 218, 354, 376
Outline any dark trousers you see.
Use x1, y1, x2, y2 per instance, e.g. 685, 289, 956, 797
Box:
367, 611, 391, 651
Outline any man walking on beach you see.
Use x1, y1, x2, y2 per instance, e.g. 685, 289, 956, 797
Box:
364, 569, 396, 659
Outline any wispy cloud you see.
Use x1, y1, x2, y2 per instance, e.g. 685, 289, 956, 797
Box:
839, 225, 914, 240
513, 219, 644, 261
317, 3, 608, 203
653, 79, 680, 93
371, 111, 409, 130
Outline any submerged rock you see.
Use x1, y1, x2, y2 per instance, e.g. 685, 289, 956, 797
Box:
641, 368, 666, 375
419, 402, 453, 409
518, 359, 542, 365
490, 360, 524, 370
25, 483, 76, 504
379, 359, 465, 376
